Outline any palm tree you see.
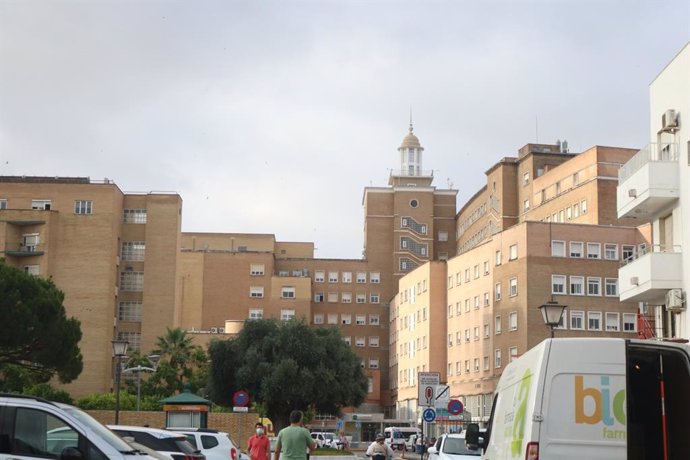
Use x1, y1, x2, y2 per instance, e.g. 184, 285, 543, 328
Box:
151, 328, 207, 394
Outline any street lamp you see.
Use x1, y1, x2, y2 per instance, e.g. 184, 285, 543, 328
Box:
123, 354, 160, 411
539, 301, 567, 338
112, 339, 129, 424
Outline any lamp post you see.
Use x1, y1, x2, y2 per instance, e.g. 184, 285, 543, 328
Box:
539, 301, 567, 338
123, 354, 160, 412
112, 339, 129, 424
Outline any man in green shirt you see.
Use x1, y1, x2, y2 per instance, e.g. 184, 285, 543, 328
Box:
273, 410, 316, 460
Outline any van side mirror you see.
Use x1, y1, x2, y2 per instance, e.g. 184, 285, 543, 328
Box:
464, 424, 481, 450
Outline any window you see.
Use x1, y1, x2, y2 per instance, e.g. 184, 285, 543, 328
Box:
474, 296, 480, 309
474, 358, 480, 372
74, 200, 92, 214
552, 275, 566, 294
570, 241, 583, 258
448, 334, 454, 347
484, 324, 490, 338
465, 329, 470, 343
369, 314, 380, 325
281, 286, 296, 299
118, 301, 142, 321
559, 210, 565, 222
484, 292, 490, 307
474, 265, 480, 279
342, 271, 352, 283
523, 171, 530, 185
341, 314, 352, 325
370, 293, 380, 304
355, 336, 365, 347
456, 362, 461, 374
523, 199, 530, 212
356, 315, 366, 325
344, 336, 352, 346
280, 309, 295, 321
623, 313, 636, 332
570, 311, 585, 330
315, 270, 325, 282
369, 336, 380, 347
508, 311, 518, 330
509, 277, 518, 297
456, 331, 462, 345
439, 231, 448, 242
250, 264, 265, 276
356, 293, 366, 303
588, 311, 602, 331
509, 244, 518, 260
120, 271, 144, 291
313, 314, 324, 325
278, 270, 288, 277
370, 272, 381, 283
495, 283, 502, 300
117, 331, 141, 351
622, 245, 635, 263
495, 315, 501, 334
605, 244, 618, 260
495, 250, 502, 266
555, 182, 561, 195
249, 309, 264, 320
605, 278, 619, 296
581, 199, 588, 214
123, 208, 147, 223
587, 243, 601, 259
14, 406, 79, 457
456, 301, 461, 316
555, 309, 567, 329
250, 286, 264, 298
341, 292, 352, 303
495, 349, 502, 368
369, 358, 380, 368
509, 347, 518, 363
465, 299, 470, 312
327, 292, 338, 303
23, 265, 40, 276
465, 268, 470, 282
484, 356, 490, 371
566, 207, 572, 220
551, 240, 566, 257
448, 363, 453, 376
356, 271, 366, 283
465, 360, 470, 373
570, 276, 584, 295
313, 292, 324, 302
448, 276, 453, 289
474, 327, 480, 340
31, 199, 52, 210
606, 312, 620, 331
484, 261, 490, 275
327, 314, 338, 325
448, 305, 453, 318
328, 271, 339, 283
121, 241, 145, 261
588, 277, 601, 296
573, 202, 581, 218
0, 199, 6, 209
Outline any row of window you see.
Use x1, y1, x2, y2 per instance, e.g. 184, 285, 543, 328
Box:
447, 347, 519, 375
447, 312, 520, 346
541, 199, 588, 223
0, 199, 149, 224
449, 245, 520, 289
557, 310, 637, 332
249, 308, 297, 321
122, 241, 145, 261
314, 292, 381, 304
343, 336, 380, 348
314, 270, 380, 284
314, 313, 381, 326
551, 240, 637, 261
552, 275, 619, 296
398, 307, 428, 332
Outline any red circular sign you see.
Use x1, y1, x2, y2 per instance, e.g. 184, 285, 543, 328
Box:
447, 399, 464, 415
233, 390, 250, 407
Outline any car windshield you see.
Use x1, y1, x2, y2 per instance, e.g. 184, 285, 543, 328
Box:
59, 405, 135, 453
442, 437, 480, 456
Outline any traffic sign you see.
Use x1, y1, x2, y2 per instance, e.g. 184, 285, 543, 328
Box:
233, 406, 249, 412
422, 408, 436, 423
418, 372, 440, 406
232, 390, 250, 407
434, 385, 450, 409
447, 399, 464, 415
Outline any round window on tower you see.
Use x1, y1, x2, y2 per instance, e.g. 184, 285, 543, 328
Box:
410, 199, 419, 208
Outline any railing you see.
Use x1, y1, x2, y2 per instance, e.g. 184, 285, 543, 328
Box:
618, 143, 679, 182
2, 243, 45, 254
621, 244, 682, 266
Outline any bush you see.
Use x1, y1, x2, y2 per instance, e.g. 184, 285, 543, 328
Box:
77, 392, 136, 410
24, 383, 73, 404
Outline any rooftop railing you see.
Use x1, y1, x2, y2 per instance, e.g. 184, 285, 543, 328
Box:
618, 143, 679, 182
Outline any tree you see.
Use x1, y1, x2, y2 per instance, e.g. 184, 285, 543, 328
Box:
0, 260, 83, 384
207, 319, 368, 430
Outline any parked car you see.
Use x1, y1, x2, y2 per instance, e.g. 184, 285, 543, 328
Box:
166, 428, 248, 460
0, 393, 159, 460
427, 433, 482, 460
310, 432, 341, 449
109, 425, 205, 460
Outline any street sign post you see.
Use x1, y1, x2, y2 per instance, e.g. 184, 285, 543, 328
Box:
417, 372, 440, 407
422, 408, 436, 423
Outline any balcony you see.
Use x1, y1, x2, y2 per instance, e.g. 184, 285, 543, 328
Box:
619, 244, 682, 303
617, 143, 679, 220
3, 243, 45, 257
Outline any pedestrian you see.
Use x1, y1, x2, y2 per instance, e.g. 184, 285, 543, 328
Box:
338, 431, 349, 450
366, 433, 394, 460
248, 422, 270, 460
273, 410, 316, 460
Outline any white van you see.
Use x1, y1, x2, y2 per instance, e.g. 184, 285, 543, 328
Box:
465, 338, 690, 459
384, 427, 421, 451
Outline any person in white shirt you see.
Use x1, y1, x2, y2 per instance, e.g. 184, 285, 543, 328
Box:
366, 433, 394, 460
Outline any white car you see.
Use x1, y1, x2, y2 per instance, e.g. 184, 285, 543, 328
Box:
427, 433, 482, 459
108, 425, 205, 460
310, 432, 341, 449
167, 428, 249, 460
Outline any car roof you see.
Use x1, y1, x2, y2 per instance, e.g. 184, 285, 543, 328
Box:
109, 425, 189, 439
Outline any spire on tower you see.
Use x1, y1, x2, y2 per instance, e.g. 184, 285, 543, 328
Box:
409, 107, 414, 133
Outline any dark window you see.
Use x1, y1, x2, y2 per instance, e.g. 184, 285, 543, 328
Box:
201, 435, 219, 449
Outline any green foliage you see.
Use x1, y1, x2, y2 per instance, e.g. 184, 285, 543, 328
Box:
76, 391, 136, 410
207, 319, 368, 430
0, 261, 83, 384
23, 383, 73, 404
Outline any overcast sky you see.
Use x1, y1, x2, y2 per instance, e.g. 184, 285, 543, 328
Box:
1, 1, 688, 259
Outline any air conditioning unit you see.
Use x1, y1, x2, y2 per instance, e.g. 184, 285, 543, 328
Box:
662, 109, 678, 131
218, 327, 225, 334
628, 189, 637, 198
210, 327, 218, 333
630, 276, 639, 286
666, 289, 685, 312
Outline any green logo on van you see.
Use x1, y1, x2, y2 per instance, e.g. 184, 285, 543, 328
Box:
510, 369, 532, 456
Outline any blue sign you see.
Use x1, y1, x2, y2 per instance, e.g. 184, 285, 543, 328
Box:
423, 408, 436, 422
232, 390, 249, 407
447, 399, 464, 415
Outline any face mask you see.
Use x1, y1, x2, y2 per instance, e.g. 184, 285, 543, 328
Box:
256, 428, 264, 435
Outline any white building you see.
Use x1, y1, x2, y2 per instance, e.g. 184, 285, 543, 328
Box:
617, 42, 689, 339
